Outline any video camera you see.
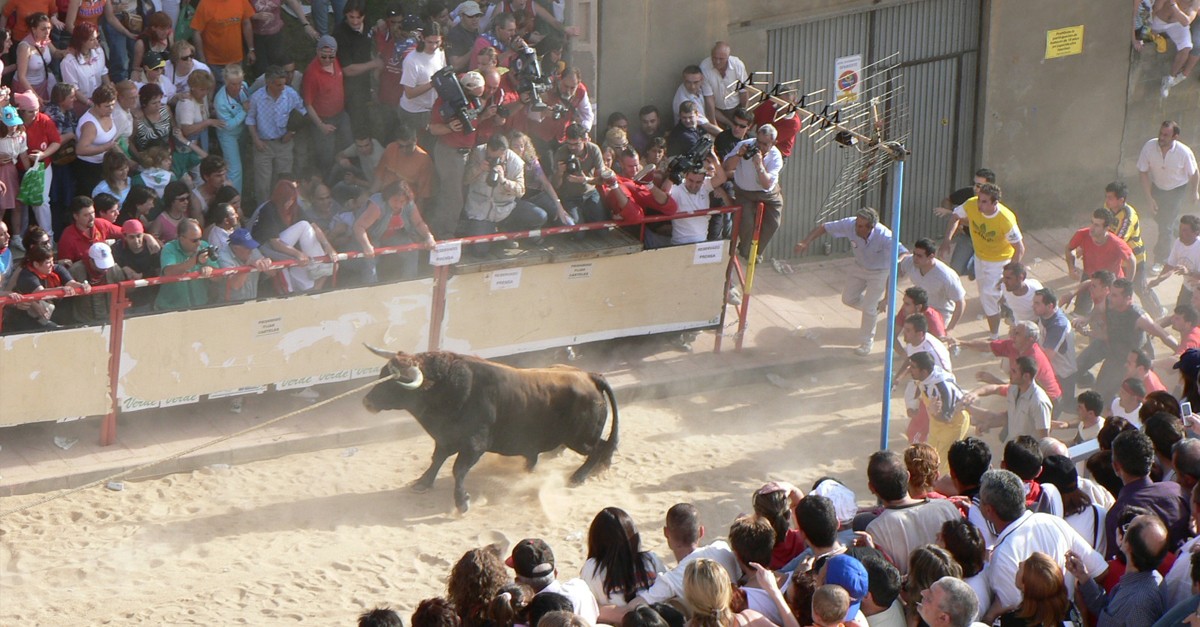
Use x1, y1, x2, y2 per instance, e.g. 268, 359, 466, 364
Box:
665, 135, 714, 185
512, 43, 551, 112
432, 66, 481, 134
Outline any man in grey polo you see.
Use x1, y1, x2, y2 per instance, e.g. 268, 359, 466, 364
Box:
725, 123, 785, 261
900, 237, 967, 331
964, 355, 1053, 440
1138, 120, 1199, 265
795, 207, 907, 356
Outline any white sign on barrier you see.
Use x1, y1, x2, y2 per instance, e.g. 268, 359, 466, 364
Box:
122, 397, 162, 412
317, 369, 354, 384
693, 241, 724, 265
276, 376, 316, 391
430, 241, 462, 266
566, 262, 593, 281
209, 385, 269, 399
490, 268, 523, 291
161, 394, 201, 408
255, 316, 283, 338
352, 367, 382, 379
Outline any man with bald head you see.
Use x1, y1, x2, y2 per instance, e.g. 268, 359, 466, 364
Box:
1069, 513, 1167, 626
699, 41, 749, 129
474, 66, 520, 143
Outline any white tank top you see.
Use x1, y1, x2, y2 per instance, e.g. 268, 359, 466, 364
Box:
77, 110, 117, 164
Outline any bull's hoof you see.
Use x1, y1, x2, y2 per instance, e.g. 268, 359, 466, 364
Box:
411, 481, 434, 494
456, 494, 471, 513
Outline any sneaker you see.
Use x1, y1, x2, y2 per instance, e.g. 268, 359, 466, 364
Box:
1152, 262, 1164, 274
854, 342, 873, 356
728, 286, 742, 306
1162, 75, 1176, 98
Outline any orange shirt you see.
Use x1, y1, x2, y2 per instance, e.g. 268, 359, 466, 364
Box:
191, 0, 255, 65
7, 0, 56, 42
374, 142, 435, 203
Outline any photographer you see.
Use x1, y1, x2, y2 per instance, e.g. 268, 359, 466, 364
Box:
666, 101, 709, 158
533, 65, 593, 149
156, 218, 220, 311
647, 146, 728, 249
461, 134, 546, 253
723, 123, 784, 260
474, 67, 522, 143
429, 69, 486, 237
552, 122, 605, 224
600, 148, 678, 223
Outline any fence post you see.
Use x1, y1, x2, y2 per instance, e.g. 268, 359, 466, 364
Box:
100, 282, 131, 446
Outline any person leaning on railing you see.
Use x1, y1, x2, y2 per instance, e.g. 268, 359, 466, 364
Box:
3, 241, 90, 332
154, 218, 218, 311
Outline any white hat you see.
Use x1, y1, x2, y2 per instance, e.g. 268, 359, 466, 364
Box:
88, 242, 115, 270
459, 71, 484, 91
810, 478, 857, 526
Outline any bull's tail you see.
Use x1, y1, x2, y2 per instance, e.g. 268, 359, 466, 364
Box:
570, 373, 620, 486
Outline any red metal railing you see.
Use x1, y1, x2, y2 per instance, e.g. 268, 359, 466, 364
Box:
0, 206, 749, 444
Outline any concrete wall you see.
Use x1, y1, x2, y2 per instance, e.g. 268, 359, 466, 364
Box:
979, 1, 1131, 227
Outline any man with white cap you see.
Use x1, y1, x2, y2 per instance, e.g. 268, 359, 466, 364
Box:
302, 35, 353, 174
506, 538, 599, 625
68, 242, 132, 322
446, 1, 484, 70
429, 69, 485, 237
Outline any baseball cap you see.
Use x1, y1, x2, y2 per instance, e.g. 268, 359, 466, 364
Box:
0, 106, 20, 127
505, 538, 555, 578
459, 71, 484, 90
88, 242, 116, 270
317, 35, 338, 52
823, 554, 868, 621
401, 14, 424, 31
1175, 348, 1200, 378
142, 51, 167, 70
121, 219, 145, 235
228, 228, 259, 250
457, 1, 483, 17
385, 1, 404, 16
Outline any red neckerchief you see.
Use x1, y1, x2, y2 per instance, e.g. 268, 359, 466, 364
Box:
26, 262, 62, 288
1025, 480, 1042, 507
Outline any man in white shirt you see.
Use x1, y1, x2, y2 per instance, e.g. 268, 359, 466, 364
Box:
655, 147, 728, 248
862, 450, 961, 575
1138, 121, 1199, 265
1150, 213, 1200, 307
672, 65, 720, 136
698, 42, 749, 129
900, 238, 967, 330
999, 261, 1043, 324
978, 469, 1107, 623
1162, 481, 1200, 608
626, 503, 740, 614
859, 554, 906, 627
506, 538, 600, 625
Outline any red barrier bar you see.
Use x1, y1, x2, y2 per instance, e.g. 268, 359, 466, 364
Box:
428, 264, 450, 351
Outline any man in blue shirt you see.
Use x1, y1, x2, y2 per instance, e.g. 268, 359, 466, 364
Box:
1032, 286, 1078, 418
247, 66, 321, 208
795, 207, 908, 356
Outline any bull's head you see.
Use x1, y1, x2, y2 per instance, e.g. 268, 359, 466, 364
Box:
363, 344, 424, 389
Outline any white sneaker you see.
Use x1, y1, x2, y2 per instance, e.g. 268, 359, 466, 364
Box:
1152, 262, 1165, 274
1162, 74, 1181, 98
854, 342, 873, 356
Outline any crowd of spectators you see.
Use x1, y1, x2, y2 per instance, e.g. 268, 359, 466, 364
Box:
0, 0, 788, 332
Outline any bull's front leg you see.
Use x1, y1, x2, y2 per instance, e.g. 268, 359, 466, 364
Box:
413, 443, 453, 493
450, 445, 484, 513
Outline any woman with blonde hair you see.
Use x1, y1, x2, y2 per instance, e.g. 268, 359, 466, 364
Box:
1002, 552, 1073, 627
683, 558, 773, 627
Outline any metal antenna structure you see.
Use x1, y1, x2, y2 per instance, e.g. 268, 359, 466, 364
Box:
737, 53, 911, 450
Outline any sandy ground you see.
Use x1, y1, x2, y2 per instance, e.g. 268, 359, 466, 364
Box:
0, 371, 889, 625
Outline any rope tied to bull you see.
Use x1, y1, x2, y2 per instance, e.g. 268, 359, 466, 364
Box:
0, 373, 399, 520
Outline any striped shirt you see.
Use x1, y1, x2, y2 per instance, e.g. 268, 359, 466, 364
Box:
1110, 203, 1146, 263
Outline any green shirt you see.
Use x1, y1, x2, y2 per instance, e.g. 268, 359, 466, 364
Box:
154, 239, 219, 311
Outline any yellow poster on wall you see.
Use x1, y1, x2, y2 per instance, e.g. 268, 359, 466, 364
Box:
1046, 25, 1084, 59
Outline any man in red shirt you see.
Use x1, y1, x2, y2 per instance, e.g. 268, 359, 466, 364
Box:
1126, 349, 1168, 393
598, 149, 677, 223
1172, 303, 1200, 354
1065, 207, 1135, 314
428, 69, 485, 238
752, 92, 801, 161
893, 286, 947, 345
952, 320, 1062, 403
474, 67, 521, 143
302, 36, 352, 176
57, 196, 122, 263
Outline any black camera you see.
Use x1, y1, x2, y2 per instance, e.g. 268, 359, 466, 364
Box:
432, 66, 480, 134
563, 152, 581, 176
666, 135, 714, 185
200, 245, 219, 258
549, 102, 570, 121
512, 44, 551, 112
496, 104, 511, 118
486, 156, 503, 187
742, 143, 760, 159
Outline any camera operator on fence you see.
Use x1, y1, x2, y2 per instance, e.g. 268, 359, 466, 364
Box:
723, 123, 784, 261
643, 142, 728, 249
429, 68, 486, 238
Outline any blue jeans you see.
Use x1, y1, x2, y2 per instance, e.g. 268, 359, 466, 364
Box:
561, 189, 605, 224
460, 200, 548, 252
216, 127, 245, 193
103, 20, 135, 83
310, 0, 346, 36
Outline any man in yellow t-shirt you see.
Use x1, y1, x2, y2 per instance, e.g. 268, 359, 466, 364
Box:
942, 182, 1024, 339
1105, 180, 1164, 318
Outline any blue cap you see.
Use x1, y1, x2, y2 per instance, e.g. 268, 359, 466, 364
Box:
1, 106, 21, 127
228, 228, 259, 250
823, 554, 868, 620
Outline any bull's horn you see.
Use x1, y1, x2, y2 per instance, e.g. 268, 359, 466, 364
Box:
397, 366, 424, 389
363, 343, 395, 359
